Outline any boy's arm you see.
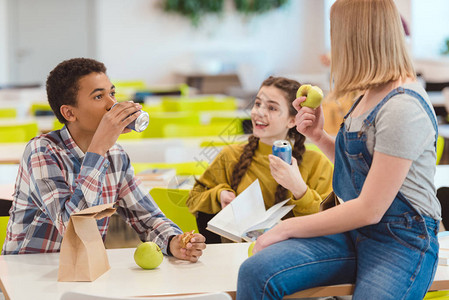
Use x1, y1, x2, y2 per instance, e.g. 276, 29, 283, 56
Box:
114, 155, 183, 255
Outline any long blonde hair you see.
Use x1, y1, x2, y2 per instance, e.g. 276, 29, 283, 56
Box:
329, 0, 415, 100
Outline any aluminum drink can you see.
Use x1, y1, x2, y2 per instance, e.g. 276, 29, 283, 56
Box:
272, 140, 292, 164
127, 110, 149, 132
110, 102, 149, 132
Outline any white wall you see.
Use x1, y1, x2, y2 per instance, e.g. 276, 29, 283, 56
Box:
94, 0, 326, 90
411, 0, 449, 58
0, 0, 8, 85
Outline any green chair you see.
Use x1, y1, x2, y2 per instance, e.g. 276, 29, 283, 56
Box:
424, 291, 449, 299
149, 188, 198, 232
30, 102, 53, 116
118, 130, 144, 141
141, 103, 164, 113
112, 80, 147, 102
132, 161, 208, 176
142, 112, 200, 138
161, 96, 237, 112
0, 108, 17, 118
437, 135, 445, 165
0, 216, 9, 254
53, 118, 64, 131
0, 121, 39, 143
163, 122, 244, 138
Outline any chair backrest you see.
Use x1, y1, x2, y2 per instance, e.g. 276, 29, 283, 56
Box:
0, 121, 39, 143
0, 108, 17, 118
149, 188, 198, 232
118, 130, 144, 141
30, 102, 53, 116
132, 161, 208, 176
161, 96, 237, 112
0, 216, 9, 254
142, 112, 200, 138
60, 291, 232, 300
424, 290, 449, 299
163, 122, 243, 138
53, 118, 64, 131
437, 135, 445, 165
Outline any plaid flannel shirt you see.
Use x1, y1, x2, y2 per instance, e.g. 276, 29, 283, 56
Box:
2, 126, 182, 255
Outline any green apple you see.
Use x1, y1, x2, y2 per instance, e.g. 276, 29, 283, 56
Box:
134, 242, 163, 269
296, 84, 324, 108
248, 241, 256, 257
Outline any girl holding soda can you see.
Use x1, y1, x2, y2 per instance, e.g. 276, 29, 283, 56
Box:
186, 76, 333, 243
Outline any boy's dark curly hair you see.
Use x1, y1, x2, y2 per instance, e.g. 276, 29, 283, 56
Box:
46, 58, 107, 123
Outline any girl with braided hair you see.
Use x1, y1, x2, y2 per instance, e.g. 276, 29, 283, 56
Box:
186, 76, 333, 242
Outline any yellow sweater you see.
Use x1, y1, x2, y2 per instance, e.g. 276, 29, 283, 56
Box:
186, 142, 333, 217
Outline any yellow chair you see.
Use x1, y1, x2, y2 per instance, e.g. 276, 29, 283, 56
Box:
161, 96, 237, 112
0, 216, 9, 254
30, 102, 53, 116
118, 130, 144, 141
437, 135, 445, 165
141, 103, 164, 113
112, 80, 147, 102
53, 118, 64, 131
132, 161, 208, 176
163, 122, 244, 138
424, 291, 449, 299
0, 108, 17, 118
0, 121, 39, 143
135, 83, 190, 100
149, 188, 198, 232
142, 112, 200, 138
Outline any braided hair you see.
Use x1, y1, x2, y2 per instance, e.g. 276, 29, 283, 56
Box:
231, 76, 306, 204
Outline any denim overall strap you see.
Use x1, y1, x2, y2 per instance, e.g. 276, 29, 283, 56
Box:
333, 87, 438, 201
361, 87, 438, 150
342, 95, 364, 123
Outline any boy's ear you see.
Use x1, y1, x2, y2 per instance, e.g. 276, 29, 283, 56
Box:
60, 105, 76, 122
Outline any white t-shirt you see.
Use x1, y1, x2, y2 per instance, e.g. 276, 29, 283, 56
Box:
345, 82, 441, 220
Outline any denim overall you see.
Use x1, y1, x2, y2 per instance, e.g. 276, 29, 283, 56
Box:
237, 87, 439, 300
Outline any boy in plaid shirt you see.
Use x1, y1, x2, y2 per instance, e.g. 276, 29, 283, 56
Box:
2, 58, 205, 262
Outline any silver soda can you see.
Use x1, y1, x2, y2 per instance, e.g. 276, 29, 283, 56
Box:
110, 102, 149, 132
272, 140, 292, 164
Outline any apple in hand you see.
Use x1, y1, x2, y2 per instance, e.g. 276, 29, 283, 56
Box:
134, 242, 163, 269
248, 241, 256, 257
296, 84, 324, 108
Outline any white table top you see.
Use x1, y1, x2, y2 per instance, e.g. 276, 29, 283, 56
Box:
1, 242, 449, 300
0, 243, 247, 300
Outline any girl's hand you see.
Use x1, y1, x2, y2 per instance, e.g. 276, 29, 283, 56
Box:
292, 97, 325, 143
253, 222, 289, 254
268, 155, 307, 199
220, 190, 236, 208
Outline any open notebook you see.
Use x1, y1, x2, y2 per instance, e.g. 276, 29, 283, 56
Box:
206, 179, 294, 242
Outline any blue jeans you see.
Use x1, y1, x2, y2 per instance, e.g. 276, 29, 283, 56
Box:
236, 216, 438, 300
